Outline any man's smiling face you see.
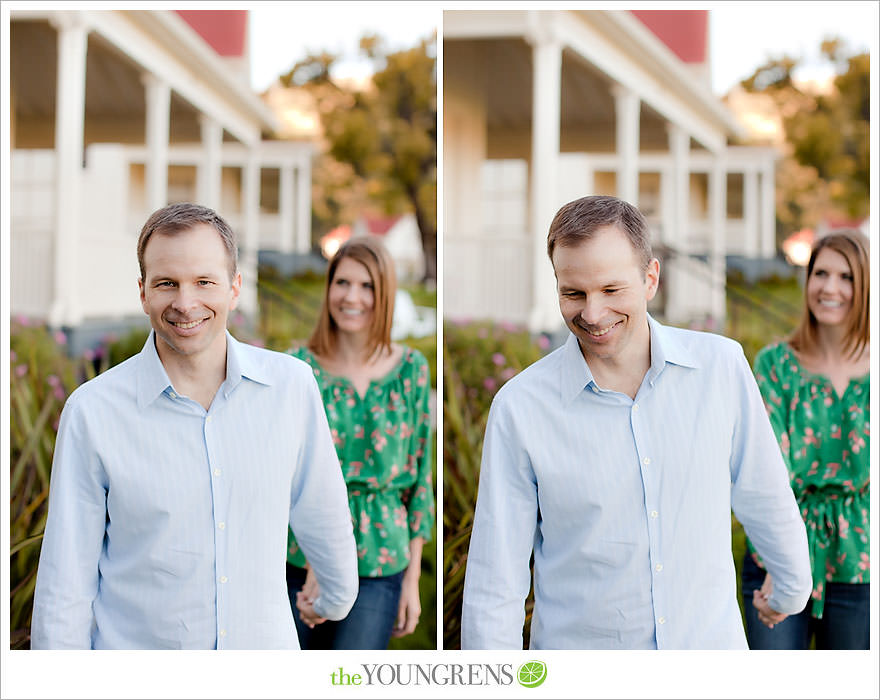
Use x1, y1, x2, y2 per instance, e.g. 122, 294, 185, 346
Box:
138, 223, 241, 364
553, 225, 659, 366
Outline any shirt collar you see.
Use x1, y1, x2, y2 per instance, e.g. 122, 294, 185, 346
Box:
560, 315, 700, 404
136, 330, 271, 408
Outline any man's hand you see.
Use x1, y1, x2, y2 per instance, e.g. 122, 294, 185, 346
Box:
296, 565, 327, 628
752, 571, 788, 629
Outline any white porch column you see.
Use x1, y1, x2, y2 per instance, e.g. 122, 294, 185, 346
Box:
709, 156, 728, 328
526, 17, 562, 333
279, 164, 296, 254
668, 123, 690, 249
760, 158, 776, 258
239, 149, 260, 317
666, 123, 691, 323
743, 168, 759, 258
142, 73, 170, 213
48, 13, 88, 328
612, 85, 640, 205
295, 157, 312, 254
198, 115, 222, 210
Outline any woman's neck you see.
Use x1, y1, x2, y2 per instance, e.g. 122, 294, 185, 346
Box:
810, 323, 852, 363
330, 331, 383, 367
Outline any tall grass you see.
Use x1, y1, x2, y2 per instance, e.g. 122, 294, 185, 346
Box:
442, 321, 547, 648
8, 320, 116, 648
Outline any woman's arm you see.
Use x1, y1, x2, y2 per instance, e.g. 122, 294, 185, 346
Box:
392, 536, 424, 638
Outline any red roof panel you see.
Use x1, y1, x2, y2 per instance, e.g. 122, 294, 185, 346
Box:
630, 10, 707, 64
176, 10, 248, 57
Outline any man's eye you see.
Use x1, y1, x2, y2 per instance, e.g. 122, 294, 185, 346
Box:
198, 280, 214, 286
604, 289, 620, 295
156, 281, 174, 288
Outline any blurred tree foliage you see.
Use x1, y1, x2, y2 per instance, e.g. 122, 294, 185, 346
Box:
280, 34, 437, 283
740, 39, 869, 235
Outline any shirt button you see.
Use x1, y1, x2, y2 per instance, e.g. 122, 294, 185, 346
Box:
219, 576, 228, 583
632, 403, 639, 411
591, 386, 599, 393
219, 629, 227, 637
643, 457, 651, 465
168, 391, 176, 399
658, 617, 666, 625
655, 564, 663, 572
218, 522, 226, 530
206, 416, 213, 423
213, 469, 221, 477
650, 510, 659, 519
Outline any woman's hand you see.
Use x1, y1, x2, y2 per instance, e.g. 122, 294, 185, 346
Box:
392, 537, 424, 638
296, 564, 327, 629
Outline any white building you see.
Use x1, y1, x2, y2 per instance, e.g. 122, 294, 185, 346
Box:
444, 9, 778, 332
8, 9, 313, 347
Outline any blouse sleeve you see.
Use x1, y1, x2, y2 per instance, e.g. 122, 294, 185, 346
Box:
402, 349, 435, 543
753, 344, 792, 472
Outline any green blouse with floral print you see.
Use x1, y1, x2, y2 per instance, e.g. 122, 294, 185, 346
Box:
749, 342, 869, 618
287, 346, 434, 578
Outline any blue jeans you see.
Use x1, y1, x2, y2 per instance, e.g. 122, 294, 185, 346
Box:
286, 563, 403, 650
741, 554, 869, 649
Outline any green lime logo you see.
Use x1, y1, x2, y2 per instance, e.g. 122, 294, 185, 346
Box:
517, 660, 547, 688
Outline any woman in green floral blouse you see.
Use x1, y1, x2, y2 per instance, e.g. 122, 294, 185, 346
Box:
744, 230, 869, 649
286, 236, 434, 649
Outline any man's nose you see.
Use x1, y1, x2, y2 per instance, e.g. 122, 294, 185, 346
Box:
579, 296, 605, 325
171, 285, 199, 311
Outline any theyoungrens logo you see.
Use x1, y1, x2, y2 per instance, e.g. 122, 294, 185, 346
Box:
329, 661, 547, 688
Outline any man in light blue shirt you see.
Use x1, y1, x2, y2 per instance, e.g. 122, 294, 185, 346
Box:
461, 195, 811, 649
31, 203, 358, 649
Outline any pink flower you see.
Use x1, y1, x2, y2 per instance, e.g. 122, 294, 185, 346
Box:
377, 547, 394, 565
53, 330, 67, 345
14, 364, 28, 378
483, 377, 497, 392
492, 353, 506, 366
537, 335, 551, 350
500, 367, 517, 381
858, 553, 869, 571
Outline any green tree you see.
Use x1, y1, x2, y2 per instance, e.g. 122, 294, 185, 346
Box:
281, 34, 437, 283
740, 39, 869, 235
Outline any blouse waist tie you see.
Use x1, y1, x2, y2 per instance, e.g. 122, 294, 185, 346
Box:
798, 484, 868, 619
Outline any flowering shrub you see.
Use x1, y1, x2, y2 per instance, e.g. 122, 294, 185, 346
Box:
442, 320, 548, 649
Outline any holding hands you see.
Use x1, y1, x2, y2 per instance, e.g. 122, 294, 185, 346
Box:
752, 572, 788, 629
295, 565, 327, 629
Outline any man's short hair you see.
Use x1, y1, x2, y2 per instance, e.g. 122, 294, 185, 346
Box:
547, 195, 653, 272
137, 202, 238, 281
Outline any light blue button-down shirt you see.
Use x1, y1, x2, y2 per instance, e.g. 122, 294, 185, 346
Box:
461, 317, 811, 649
32, 332, 358, 649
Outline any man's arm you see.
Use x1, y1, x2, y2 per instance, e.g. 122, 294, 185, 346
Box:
31, 397, 107, 649
728, 346, 812, 616
461, 393, 538, 649
288, 375, 358, 622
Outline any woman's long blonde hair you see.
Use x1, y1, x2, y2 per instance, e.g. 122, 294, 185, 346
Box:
309, 235, 397, 359
789, 229, 869, 360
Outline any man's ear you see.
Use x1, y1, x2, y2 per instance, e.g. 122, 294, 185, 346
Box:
229, 272, 242, 310
138, 278, 148, 314
644, 258, 660, 301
